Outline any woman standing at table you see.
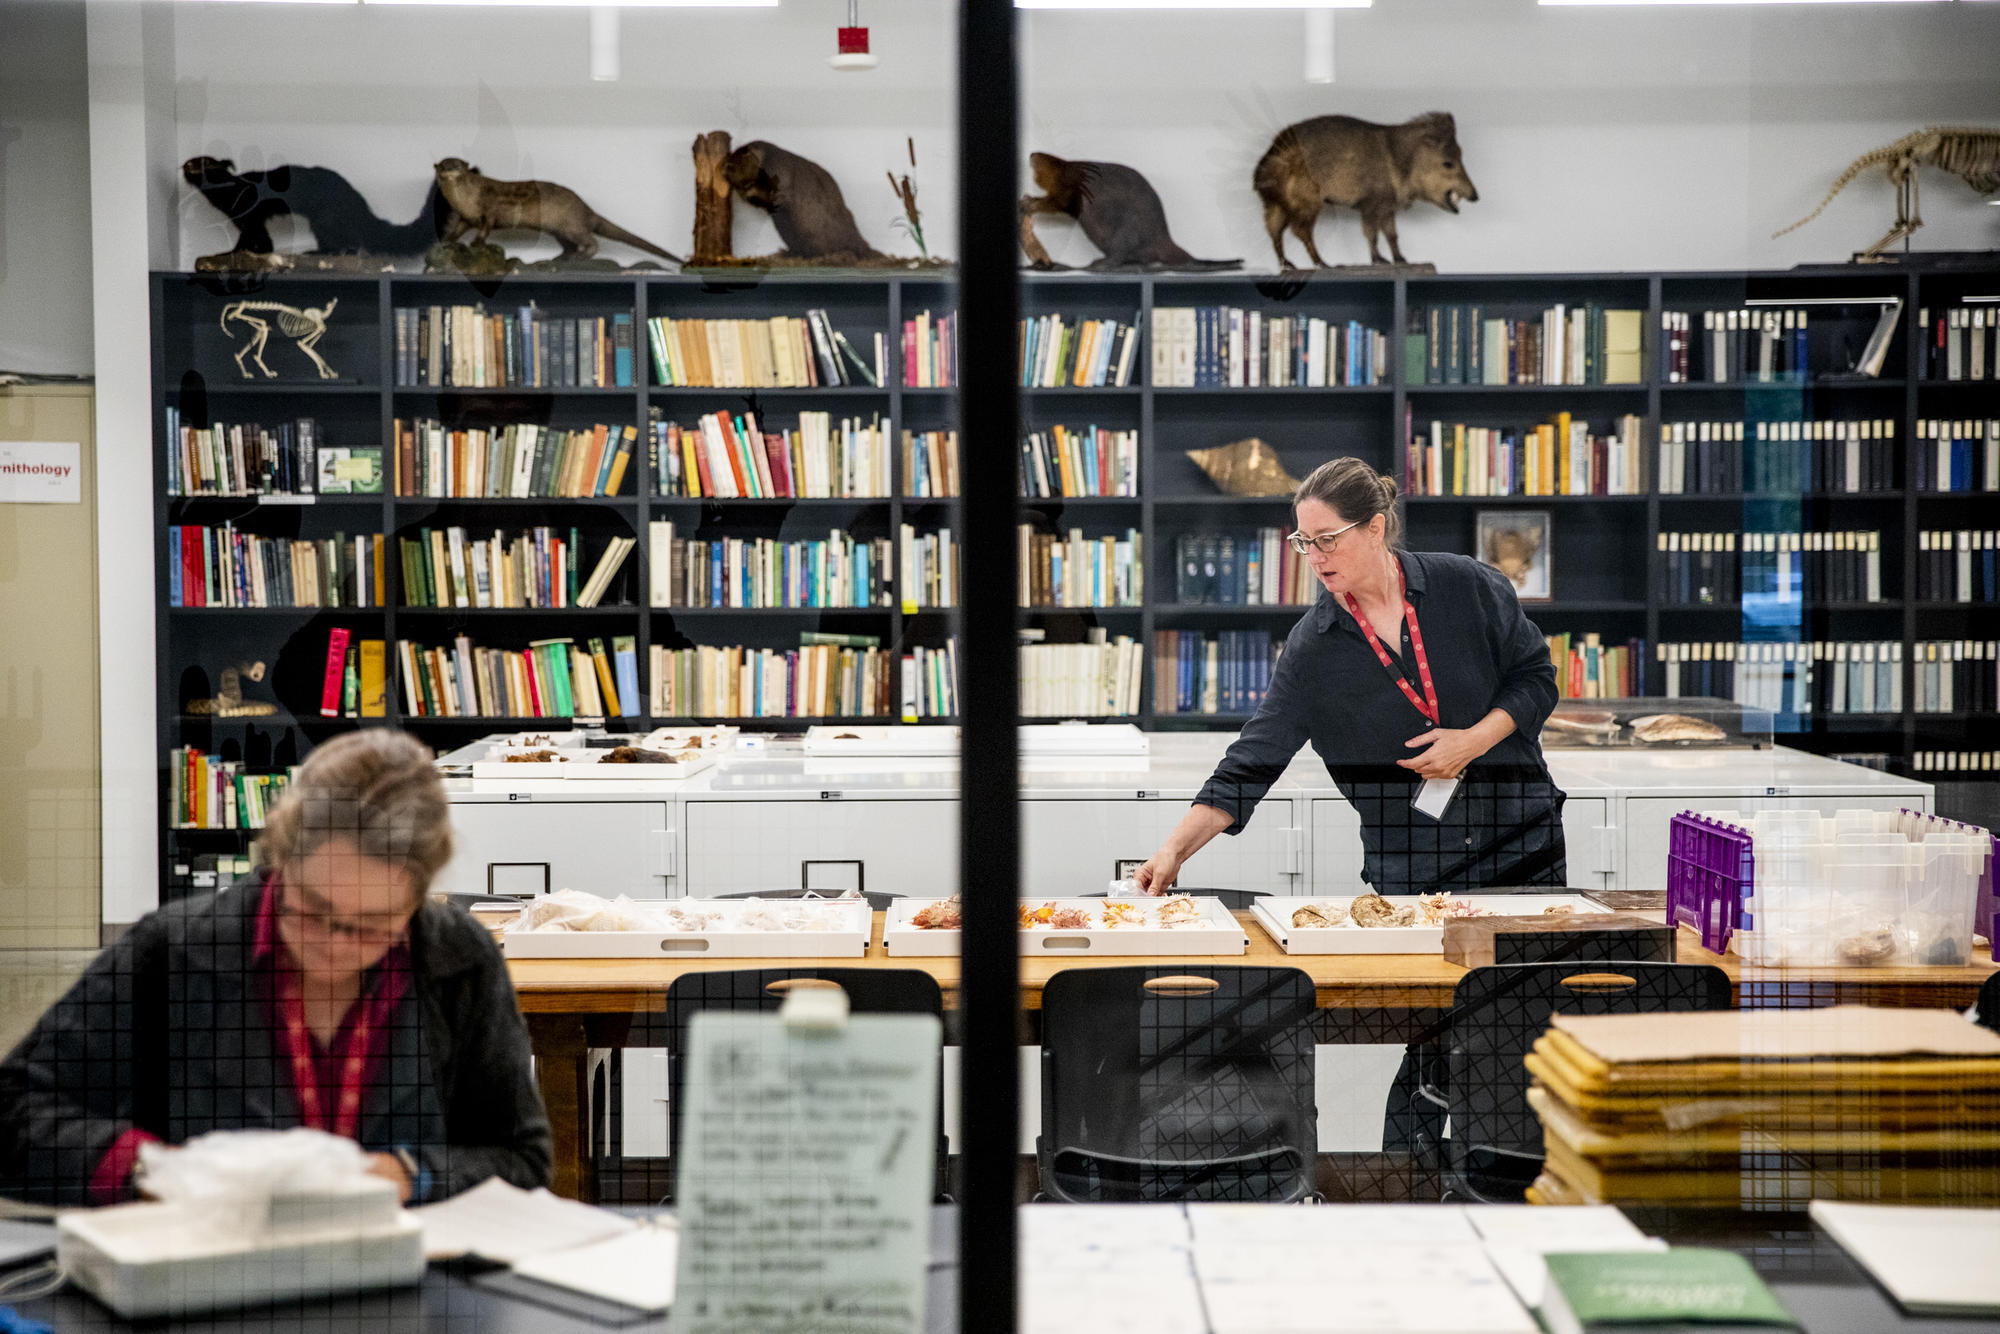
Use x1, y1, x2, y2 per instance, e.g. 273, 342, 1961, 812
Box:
0, 730, 551, 1206
1137, 455, 1568, 899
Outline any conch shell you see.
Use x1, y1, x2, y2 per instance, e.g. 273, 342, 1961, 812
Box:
1185, 437, 1300, 497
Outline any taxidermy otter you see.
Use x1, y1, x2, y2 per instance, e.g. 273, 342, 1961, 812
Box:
1020, 152, 1241, 272
1252, 112, 1478, 268
181, 156, 453, 256
721, 141, 880, 263
432, 158, 683, 265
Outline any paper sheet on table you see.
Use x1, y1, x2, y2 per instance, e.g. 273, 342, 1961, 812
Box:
1188, 1203, 1480, 1247
411, 1176, 636, 1262
1023, 1202, 1191, 1267
512, 1222, 679, 1313
1464, 1204, 1664, 1309
1811, 1201, 2000, 1314
1197, 1244, 1535, 1334
1022, 1264, 1205, 1334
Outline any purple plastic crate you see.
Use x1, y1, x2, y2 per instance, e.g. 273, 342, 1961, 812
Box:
1667, 811, 1755, 955
1901, 807, 2000, 964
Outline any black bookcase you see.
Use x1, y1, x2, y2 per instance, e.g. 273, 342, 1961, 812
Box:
151, 265, 2000, 893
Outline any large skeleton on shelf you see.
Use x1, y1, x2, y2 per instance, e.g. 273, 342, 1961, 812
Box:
219, 297, 341, 379
1773, 127, 2000, 261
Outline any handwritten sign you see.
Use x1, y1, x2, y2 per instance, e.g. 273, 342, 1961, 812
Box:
0, 441, 81, 504
668, 1008, 939, 1334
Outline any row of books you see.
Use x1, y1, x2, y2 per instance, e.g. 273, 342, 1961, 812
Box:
1173, 530, 1315, 607
1020, 632, 1145, 718
1919, 306, 1997, 382
1019, 425, 1140, 498
648, 409, 889, 500
1020, 314, 1140, 388
1019, 527, 1143, 608
1656, 418, 1899, 496
903, 310, 955, 388
1405, 412, 1645, 497
1914, 419, 2000, 492
1913, 640, 1998, 714
647, 636, 899, 719
1151, 307, 1388, 388
169, 526, 386, 609
1414, 304, 1643, 387
393, 304, 635, 389
1152, 629, 1280, 716
398, 526, 634, 610
1915, 530, 2000, 603
1914, 751, 1997, 775
1655, 532, 1742, 605
398, 634, 641, 719
1544, 632, 1644, 700
1654, 640, 1903, 714
393, 419, 633, 499
1738, 530, 1884, 605
166, 411, 322, 497
316, 630, 385, 718
906, 641, 959, 718
644, 311, 881, 388
903, 429, 959, 499
1659, 308, 1814, 384
899, 524, 957, 610
169, 748, 299, 831
644, 524, 890, 609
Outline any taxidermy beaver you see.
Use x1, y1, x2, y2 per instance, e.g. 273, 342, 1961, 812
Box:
721, 141, 880, 263
181, 156, 453, 256
432, 158, 683, 265
1020, 152, 1240, 272
1252, 112, 1478, 268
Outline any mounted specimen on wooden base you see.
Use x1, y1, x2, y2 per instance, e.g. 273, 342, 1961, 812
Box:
1020, 152, 1240, 272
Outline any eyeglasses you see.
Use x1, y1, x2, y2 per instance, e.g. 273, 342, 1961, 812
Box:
279, 877, 411, 945
1286, 518, 1364, 556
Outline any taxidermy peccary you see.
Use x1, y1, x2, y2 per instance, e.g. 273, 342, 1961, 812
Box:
432, 158, 683, 265
722, 141, 880, 263
1019, 152, 1241, 272
1252, 112, 1478, 268
181, 156, 453, 256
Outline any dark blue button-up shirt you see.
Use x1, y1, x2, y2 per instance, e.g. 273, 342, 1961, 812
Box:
1193, 548, 1568, 894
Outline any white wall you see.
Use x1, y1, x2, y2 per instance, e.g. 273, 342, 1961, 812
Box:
1, 0, 93, 376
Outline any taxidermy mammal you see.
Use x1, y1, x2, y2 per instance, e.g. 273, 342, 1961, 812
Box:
432, 158, 683, 265
182, 156, 452, 256
1483, 526, 1539, 592
1252, 112, 1477, 268
721, 141, 880, 262
1019, 152, 1241, 271
1771, 127, 2000, 260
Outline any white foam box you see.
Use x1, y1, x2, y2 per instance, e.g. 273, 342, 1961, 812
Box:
883, 896, 1247, 957
1250, 894, 1606, 955
57, 1180, 423, 1319
803, 724, 961, 757
1018, 723, 1150, 756
501, 897, 871, 958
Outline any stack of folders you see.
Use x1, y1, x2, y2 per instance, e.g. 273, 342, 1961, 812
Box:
1525, 1008, 2000, 1208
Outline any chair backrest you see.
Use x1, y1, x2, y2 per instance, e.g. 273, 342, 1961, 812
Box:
1978, 972, 2000, 1036
660, 968, 947, 1199
1039, 965, 1317, 1203
1445, 961, 1733, 1165
710, 887, 904, 914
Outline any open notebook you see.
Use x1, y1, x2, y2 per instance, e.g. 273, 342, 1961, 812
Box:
1811, 1201, 2000, 1315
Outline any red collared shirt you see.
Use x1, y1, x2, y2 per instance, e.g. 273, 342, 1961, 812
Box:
90, 877, 412, 1203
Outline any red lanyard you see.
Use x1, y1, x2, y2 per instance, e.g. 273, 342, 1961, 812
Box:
273, 966, 380, 1141
1342, 564, 1440, 726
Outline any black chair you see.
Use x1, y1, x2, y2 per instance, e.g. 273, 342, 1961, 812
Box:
711, 887, 905, 914
1037, 965, 1318, 1203
1977, 971, 2000, 1035
1076, 887, 1273, 911
658, 968, 949, 1201
1414, 961, 1733, 1203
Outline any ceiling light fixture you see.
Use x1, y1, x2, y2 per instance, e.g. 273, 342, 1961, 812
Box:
1541, 0, 1954, 7
1018, 1, 1369, 9
352, 0, 778, 8
590, 5, 619, 79
829, 0, 878, 70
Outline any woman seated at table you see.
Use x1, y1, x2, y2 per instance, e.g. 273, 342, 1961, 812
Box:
0, 730, 550, 1206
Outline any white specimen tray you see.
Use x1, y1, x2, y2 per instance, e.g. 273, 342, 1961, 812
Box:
882, 896, 1247, 957
501, 897, 871, 958
470, 744, 717, 782
638, 725, 739, 753
1251, 894, 1607, 955
803, 724, 961, 757
1019, 723, 1150, 756
57, 1182, 423, 1319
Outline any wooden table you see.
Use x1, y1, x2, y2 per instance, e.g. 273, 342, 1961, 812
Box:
504, 910, 1997, 1200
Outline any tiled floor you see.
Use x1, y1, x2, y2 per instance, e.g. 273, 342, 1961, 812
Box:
0, 950, 95, 1055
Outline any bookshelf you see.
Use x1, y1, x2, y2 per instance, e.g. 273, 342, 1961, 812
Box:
152, 265, 1999, 891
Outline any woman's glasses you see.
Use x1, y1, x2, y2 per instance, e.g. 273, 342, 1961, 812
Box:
279, 877, 411, 945
1286, 518, 1364, 556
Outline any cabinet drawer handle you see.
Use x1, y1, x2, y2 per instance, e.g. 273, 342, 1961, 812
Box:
765, 978, 844, 995
1560, 972, 1637, 993
1144, 975, 1220, 995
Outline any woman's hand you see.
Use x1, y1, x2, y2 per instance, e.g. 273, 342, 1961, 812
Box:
365, 1151, 414, 1203
1398, 726, 1489, 780
1133, 849, 1184, 897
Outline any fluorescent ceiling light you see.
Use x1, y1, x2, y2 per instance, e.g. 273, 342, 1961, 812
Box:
1542, 0, 1954, 6
1019, 1, 1370, 9
359, 0, 777, 7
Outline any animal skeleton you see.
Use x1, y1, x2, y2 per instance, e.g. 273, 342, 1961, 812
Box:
1773, 127, 2000, 261
219, 297, 341, 379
